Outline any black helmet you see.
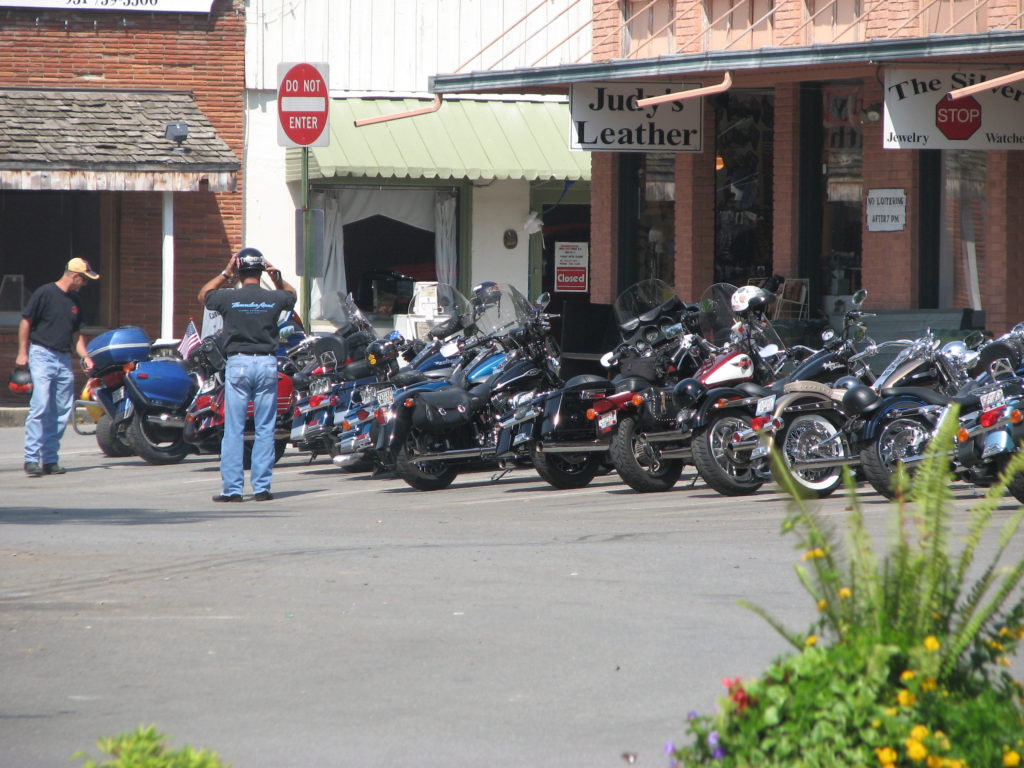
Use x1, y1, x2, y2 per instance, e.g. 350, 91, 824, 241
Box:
841, 385, 879, 416
471, 281, 501, 308
236, 247, 266, 273
672, 378, 706, 409
365, 339, 398, 368
8, 365, 32, 395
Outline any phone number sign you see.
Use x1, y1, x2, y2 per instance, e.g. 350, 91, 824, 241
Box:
0, 0, 214, 10
554, 242, 589, 293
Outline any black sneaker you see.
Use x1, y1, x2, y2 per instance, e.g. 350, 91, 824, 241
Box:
24, 461, 42, 477
253, 491, 274, 502
42, 463, 66, 475
212, 493, 243, 503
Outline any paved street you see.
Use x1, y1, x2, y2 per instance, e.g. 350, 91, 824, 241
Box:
1, 426, 1021, 767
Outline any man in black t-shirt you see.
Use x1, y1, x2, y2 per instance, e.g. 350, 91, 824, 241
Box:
199, 248, 296, 502
16, 258, 100, 477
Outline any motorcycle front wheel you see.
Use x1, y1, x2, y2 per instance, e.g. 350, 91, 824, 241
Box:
530, 447, 602, 489
770, 412, 849, 499
691, 411, 763, 496
128, 413, 190, 465
860, 416, 932, 499
609, 415, 684, 492
395, 430, 459, 491
96, 413, 134, 457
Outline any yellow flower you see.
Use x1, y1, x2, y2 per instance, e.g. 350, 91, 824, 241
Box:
910, 725, 930, 741
926, 756, 941, 768
838, 586, 852, 599
871, 719, 882, 729
817, 598, 828, 612
905, 738, 928, 762
897, 689, 917, 707
886, 707, 899, 716
999, 657, 1012, 667
934, 731, 950, 750
805, 634, 818, 647
901, 670, 917, 682
921, 676, 938, 692
924, 635, 941, 651
802, 547, 826, 561
948, 761, 964, 768
1005, 750, 1022, 768
876, 746, 898, 765
989, 640, 1006, 651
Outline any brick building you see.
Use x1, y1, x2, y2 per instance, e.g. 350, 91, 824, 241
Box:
0, 0, 243, 403
431, 0, 1024, 336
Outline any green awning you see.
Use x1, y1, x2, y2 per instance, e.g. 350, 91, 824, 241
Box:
286, 97, 590, 183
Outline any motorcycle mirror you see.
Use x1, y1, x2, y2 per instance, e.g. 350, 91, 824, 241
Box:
600, 350, 617, 368
851, 289, 868, 307
758, 344, 780, 358
963, 330, 986, 349
821, 328, 835, 343
852, 326, 867, 342
534, 292, 551, 311
440, 341, 460, 358
278, 325, 295, 340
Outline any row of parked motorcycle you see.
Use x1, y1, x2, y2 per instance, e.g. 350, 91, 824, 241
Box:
79, 277, 1024, 503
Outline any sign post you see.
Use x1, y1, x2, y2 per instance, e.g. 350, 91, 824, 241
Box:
277, 62, 329, 329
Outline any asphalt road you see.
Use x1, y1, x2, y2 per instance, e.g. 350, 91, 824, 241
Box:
1, 427, 1021, 767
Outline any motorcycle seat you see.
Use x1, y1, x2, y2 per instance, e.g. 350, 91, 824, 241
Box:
391, 369, 428, 388
736, 382, 771, 398
878, 386, 981, 408
563, 374, 615, 391
613, 375, 653, 393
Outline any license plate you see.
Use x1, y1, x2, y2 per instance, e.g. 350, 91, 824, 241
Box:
112, 387, 125, 403
376, 387, 395, 406
756, 394, 776, 416
980, 389, 1005, 411
598, 410, 617, 431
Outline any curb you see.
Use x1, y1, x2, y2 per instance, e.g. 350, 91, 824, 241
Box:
0, 407, 28, 428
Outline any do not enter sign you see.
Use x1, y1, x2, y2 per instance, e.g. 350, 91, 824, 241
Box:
277, 62, 330, 147
935, 94, 982, 141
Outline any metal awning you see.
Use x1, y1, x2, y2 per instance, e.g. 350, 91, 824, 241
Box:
286, 97, 590, 183
429, 30, 1024, 94
0, 88, 239, 192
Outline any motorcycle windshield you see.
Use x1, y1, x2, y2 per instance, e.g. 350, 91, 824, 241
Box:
697, 282, 785, 354
463, 283, 535, 340
434, 284, 472, 329
338, 293, 376, 338
613, 279, 680, 333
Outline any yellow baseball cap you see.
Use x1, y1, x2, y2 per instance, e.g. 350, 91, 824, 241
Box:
66, 258, 100, 279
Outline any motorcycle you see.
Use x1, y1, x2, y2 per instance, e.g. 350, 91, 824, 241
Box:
376, 283, 562, 490
85, 326, 195, 464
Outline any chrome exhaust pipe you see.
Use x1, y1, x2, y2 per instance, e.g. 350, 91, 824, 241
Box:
639, 429, 690, 443
406, 447, 493, 463
535, 440, 608, 454
657, 447, 693, 460
332, 452, 367, 467
789, 454, 861, 470
145, 413, 185, 429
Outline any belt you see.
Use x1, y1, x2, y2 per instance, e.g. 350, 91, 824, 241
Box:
31, 343, 70, 354
228, 352, 273, 357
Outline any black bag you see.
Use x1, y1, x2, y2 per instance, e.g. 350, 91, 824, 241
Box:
412, 389, 479, 431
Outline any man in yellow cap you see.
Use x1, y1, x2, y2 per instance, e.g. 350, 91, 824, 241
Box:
16, 257, 100, 477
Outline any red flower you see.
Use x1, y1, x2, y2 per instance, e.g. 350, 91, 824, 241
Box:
723, 677, 752, 713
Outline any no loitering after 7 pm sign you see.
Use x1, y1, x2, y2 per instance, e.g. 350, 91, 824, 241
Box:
277, 62, 330, 148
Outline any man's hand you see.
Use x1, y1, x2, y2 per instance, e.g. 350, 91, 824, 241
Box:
15, 352, 27, 367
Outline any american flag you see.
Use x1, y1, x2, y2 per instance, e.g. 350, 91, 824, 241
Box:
177, 318, 201, 360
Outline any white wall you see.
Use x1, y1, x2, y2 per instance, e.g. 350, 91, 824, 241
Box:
470, 180, 532, 295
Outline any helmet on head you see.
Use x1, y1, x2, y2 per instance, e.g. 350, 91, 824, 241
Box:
236, 247, 266, 273
471, 281, 502, 309
8, 366, 32, 395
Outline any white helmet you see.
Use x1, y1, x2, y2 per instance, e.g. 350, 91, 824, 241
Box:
730, 284, 770, 313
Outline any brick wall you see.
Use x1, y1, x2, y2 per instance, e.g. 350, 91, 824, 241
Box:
0, 0, 244, 403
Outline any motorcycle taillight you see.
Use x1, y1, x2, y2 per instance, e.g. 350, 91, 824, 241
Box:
979, 408, 1003, 429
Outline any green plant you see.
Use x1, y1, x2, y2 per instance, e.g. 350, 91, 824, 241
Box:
71, 725, 227, 768
671, 409, 1024, 767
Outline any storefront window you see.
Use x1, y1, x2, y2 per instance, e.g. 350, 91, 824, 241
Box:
634, 153, 676, 286
940, 150, 987, 311
714, 91, 773, 285
820, 83, 863, 308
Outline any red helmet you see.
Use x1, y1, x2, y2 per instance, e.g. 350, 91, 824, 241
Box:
8, 366, 32, 395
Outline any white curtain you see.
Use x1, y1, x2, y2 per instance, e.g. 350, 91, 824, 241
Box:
310, 188, 437, 325
434, 191, 457, 289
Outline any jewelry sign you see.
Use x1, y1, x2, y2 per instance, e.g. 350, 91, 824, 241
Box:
569, 81, 703, 153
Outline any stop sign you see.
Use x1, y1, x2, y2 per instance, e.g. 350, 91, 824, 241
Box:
935, 94, 982, 141
277, 62, 329, 147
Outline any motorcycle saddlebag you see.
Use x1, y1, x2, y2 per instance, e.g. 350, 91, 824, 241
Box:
411, 388, 480, 431
87, 326, 151, 372
124, 360, 195, 411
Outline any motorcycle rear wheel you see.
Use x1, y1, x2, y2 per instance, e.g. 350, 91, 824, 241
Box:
609, 415, 684, 492
691, 412, 763, 496
396, 431, 459, 491
860, 417, 931, 499
530, 447, 601, 489
128, 413, 190, 465
96, 413, 134, 457
770, 412, 849, 499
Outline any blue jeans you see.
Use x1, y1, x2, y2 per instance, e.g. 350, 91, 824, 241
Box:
221, 354, 278, 496
24, 345, 74, 465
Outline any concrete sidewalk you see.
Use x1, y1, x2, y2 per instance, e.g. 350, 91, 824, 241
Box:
0, 406, 26, 427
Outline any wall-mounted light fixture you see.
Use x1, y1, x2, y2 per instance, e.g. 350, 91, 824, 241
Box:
861, 104, 882, 124
164, 120, 189, 152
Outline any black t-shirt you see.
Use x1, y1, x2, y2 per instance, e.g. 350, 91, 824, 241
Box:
22, 282, 84, 353
205, 284, 297, 356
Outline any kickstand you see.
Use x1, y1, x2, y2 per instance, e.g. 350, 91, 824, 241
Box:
491, 466, 514, 482
688, 472, 699, 487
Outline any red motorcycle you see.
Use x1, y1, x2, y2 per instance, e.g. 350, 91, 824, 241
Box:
182, 335, 296, 468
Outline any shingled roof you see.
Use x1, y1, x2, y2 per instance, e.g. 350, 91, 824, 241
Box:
0, 88, 239, 192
